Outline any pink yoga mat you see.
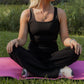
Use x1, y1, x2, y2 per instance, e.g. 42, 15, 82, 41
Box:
0, 57, 84, 80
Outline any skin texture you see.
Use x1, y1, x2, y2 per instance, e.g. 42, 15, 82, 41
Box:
6, 0, 82, 55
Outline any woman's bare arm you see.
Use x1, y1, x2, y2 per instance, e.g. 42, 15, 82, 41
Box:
57, 8, 82, 55
58, 8, 72, 47
6, 9, 30, 53
17, 9, 30, 46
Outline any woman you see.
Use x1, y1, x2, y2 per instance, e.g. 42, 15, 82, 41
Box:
6, 0, 82, 78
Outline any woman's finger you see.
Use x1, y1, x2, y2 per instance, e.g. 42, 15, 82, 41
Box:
70, 39, 77, 51
7, 43, 10, 53
77, 43, 82, 55
9, 44, 12, 53
74, 43, 77, 54
70, 43, 73, 49
71, 42, 77, 54
79, 45, 82, 54
75, 46, 77, 55
7, 41, 13, 54
10, 41, 13, 53
77, 44, 80, 55
71, 44, 74, 49
8, 44, 11, 53
15, 41, 19, 48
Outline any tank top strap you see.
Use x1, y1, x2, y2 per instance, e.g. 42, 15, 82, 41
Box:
28, 8, 32, 34
29, 8, 32, 21
30, 8, 36, 21
28, 8, 35, 33
53, 7, 58, 21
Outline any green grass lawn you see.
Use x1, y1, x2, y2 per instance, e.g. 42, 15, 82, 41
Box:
0, 31, 84, 84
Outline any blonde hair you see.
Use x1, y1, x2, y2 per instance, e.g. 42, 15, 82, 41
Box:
29, 0, 41, 8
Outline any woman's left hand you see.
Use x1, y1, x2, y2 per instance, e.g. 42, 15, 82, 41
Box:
70, 39, 82, 55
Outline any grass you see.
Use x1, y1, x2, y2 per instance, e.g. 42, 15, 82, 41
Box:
0, 31, 84, 84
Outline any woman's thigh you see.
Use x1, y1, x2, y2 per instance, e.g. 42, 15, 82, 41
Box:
9, 45, 54, 74
49, 47, 80, 68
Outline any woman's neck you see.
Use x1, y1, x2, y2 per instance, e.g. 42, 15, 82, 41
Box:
37, 0, 51, 11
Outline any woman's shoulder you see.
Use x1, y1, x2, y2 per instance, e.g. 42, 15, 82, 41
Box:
56, 7, 67, 22
20, 8, 31, 22
57, 7, 66, 16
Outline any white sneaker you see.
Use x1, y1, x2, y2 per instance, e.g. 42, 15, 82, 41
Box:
21, 68, 29, 78
58, 66, 74, 78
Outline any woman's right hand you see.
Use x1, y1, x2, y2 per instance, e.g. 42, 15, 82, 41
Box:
6, 39, 19, 54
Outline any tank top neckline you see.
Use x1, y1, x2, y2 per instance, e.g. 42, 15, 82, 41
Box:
30, 7, 57, 23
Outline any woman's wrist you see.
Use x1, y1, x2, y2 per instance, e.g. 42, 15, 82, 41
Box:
12, 38, 20, 45
16, 38, 25, 46
69, 39, 76, 44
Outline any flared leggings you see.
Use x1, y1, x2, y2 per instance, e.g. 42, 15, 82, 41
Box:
9, 45, 80, 78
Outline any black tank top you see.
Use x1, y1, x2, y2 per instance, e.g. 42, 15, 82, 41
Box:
28, 7, 60, 52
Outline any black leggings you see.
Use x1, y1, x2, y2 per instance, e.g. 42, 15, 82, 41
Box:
9, 45, 80, 78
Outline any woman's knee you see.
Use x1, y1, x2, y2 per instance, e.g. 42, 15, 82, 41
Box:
10, 45, 22, 55
67, 46, 80, 59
